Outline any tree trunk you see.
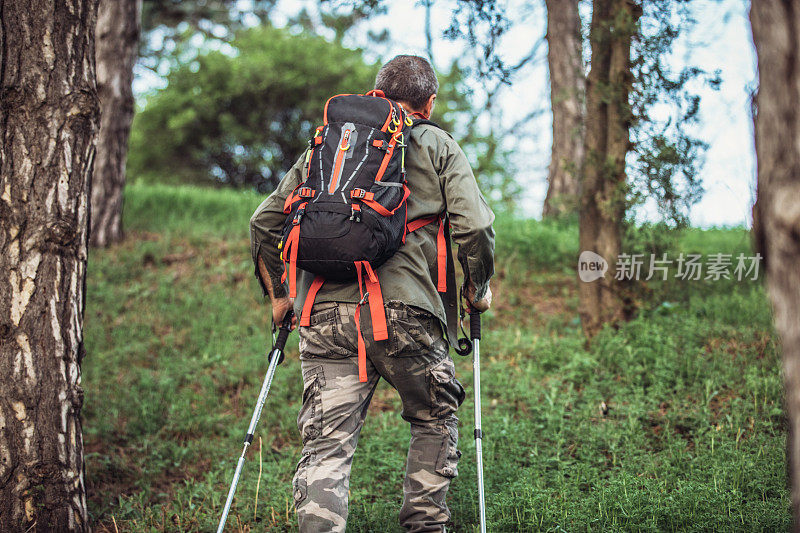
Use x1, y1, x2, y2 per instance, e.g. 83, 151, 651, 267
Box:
578, 0, 640, 339
424, 0, 435, 64
750, 2, 800, 528
543, 0, 585, 218
90, 0, 142, 247
0, 1, 99, 531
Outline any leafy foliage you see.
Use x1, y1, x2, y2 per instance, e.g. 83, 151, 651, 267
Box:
628, 0, 720, 226
443, 0, 512, 80
130, 27, 509, 200
135, 1, 518, 204
445, 0, 717, 224
140, 0, 277, 73
431, 61, 523, 209
288, 0, 389, 44
129, 25, 378, 191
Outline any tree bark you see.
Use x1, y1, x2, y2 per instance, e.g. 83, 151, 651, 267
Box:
90, 0, 141, 247
0, 1, 99, 531
578, 0, 640, 338
543, 0, 585, 218
750, 1, 800, 528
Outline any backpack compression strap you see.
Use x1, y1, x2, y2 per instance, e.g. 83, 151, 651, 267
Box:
282, 202, 307, 298
351, 186, 411, 217
297, 262, 388, 383
355, 261, 387, 382
299, 276, 325, 327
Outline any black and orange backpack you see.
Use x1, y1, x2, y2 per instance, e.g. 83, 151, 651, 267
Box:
279, 90, 446, 381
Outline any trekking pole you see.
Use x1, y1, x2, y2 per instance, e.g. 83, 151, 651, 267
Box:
470, 311, 487, 533
217, 312, 294, 533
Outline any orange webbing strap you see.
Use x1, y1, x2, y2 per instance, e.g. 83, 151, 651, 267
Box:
436, 218, 447, 292
283, 182, 303, 214
374, 133, 399, 181
353, 303, 367, 382
299, 276, 325, 327
402, 198, 409, 243
354, 185, 410, 218
406, 215, 438, 233
354, 264, 368, 382
354, 261, 388, 383
361, 262, 388, 341
406, 215, 448, 293
284, 225, 300, 298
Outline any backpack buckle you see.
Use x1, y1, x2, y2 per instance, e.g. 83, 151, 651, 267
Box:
357, 291, 369, 306
350, 203, 362, 222
299, 187, 314, 198
293, 204, 307, 225
351, 188, 367, 199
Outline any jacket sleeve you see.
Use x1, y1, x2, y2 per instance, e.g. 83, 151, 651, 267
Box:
437, 138, 495, 300
249, 154, 305, 299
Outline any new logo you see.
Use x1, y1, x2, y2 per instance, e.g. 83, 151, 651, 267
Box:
578, 251, 608, 282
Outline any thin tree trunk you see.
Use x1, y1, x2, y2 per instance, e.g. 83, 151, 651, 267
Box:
578, 0, 640, 339
424, 0, 435, 65
90, 0, 141, 247
0, 0, 100, 531
543, 0, 585, 218
750, 1, 800, 528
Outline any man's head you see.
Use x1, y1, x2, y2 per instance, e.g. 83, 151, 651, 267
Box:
374, 55, 438, 117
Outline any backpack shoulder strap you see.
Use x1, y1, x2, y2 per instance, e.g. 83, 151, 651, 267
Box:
411, 118, 444, 130
411, 118, 455, 140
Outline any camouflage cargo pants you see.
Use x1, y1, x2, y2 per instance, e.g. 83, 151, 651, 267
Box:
293, 301, 466, 532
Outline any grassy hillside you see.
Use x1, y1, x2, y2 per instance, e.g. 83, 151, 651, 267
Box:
83, 182, 787, 531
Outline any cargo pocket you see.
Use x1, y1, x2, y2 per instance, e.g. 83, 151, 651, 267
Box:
435, 421, 462, 479
428, 357, 466, 419
293, 454, 312, 506
388, 304, 444, 357
299, 304, 351, 359
297, 366, 325, 444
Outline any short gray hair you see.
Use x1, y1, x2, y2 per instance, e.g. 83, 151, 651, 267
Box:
374, 55, 438, 110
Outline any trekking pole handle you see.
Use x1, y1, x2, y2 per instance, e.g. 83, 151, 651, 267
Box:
275, 311, 294, 351
470, 311, 481, 340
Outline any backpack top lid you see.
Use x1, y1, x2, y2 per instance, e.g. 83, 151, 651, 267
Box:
323, 91, 406, 132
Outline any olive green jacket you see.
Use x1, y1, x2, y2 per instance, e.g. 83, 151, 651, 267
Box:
249, 123, 495, 345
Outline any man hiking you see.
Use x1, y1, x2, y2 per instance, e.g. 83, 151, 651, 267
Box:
249, 54, 494, 532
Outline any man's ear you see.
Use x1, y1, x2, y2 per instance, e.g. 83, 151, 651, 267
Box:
424, 94, 437, 117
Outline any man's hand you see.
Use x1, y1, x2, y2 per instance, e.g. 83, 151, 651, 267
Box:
257, 256, 297, 329
464, 281, 492, 313
272, 297, 296, 329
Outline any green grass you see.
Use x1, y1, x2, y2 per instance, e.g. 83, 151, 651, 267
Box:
83, 183, 789, 531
